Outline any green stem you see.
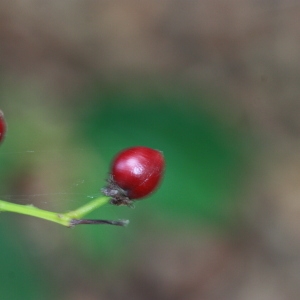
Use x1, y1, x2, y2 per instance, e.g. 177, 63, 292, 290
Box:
0, 200, 71, 226
65, 196, 110, 219
0, 196, 114, 227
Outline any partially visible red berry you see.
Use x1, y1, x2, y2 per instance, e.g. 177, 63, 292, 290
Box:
102, 146, 165, 206
0, 110, 6, 144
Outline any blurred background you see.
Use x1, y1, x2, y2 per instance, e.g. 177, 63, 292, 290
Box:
0, 0, 300, 299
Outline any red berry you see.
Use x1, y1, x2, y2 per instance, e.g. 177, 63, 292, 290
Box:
0, 110, 6, 144
102, 146, 165, 206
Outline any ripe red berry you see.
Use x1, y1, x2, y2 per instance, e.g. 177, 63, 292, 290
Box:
102, 146, 165, 206
0, 110, 6, 144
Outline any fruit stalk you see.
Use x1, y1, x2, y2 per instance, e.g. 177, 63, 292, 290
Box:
0, 196, 128, 227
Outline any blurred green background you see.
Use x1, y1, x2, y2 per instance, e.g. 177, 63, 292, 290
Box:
1, 1, 300, 299
0, 81, 251, 299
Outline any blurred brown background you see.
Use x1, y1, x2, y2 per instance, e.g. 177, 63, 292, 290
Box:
1, 1, 300, 299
